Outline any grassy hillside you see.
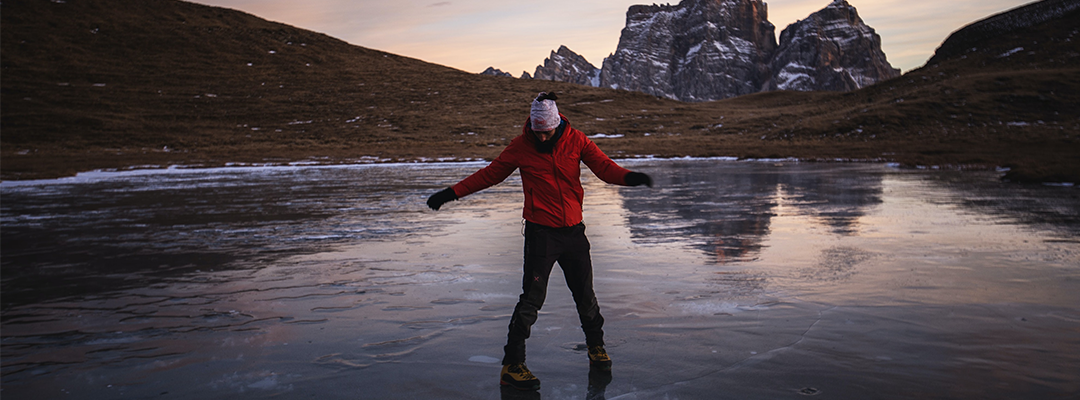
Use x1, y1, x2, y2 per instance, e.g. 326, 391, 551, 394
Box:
2, 0, 1078, 182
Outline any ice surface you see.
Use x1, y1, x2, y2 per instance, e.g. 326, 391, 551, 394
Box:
2, 160, 1079, 399
470, 355, 501, 364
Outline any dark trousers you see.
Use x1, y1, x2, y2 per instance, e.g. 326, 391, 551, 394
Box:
502, 221, 605, 365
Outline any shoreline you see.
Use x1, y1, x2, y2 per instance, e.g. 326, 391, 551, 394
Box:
2, 155, 1031, 188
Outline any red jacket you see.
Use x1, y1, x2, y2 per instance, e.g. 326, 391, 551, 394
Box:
451, 116, 633, 228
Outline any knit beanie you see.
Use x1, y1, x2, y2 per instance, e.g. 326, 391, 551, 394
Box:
530, 92, 560, 131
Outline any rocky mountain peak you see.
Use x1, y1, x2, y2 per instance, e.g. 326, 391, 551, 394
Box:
768, 0, 901, 91
600, 0, 777, 101
479, 67, 513, 77
526, 45, 601, 87
516, 0, 901, 101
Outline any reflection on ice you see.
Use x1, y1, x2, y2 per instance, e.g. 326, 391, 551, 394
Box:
621, 160, 884, 264
2, 160, 1078, 399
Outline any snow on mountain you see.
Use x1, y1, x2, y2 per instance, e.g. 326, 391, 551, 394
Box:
767, 0, 900, 92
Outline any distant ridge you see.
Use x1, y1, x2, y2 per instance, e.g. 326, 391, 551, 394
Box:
929, 0, 1080, 64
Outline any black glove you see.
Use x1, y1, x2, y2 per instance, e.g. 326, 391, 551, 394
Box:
625, 172, 652, 187
427, 187, 458, 210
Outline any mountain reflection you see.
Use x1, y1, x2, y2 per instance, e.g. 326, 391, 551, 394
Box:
619, 161, 884, 264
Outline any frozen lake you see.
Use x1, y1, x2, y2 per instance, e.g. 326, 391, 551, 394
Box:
2, 159, 1078, 399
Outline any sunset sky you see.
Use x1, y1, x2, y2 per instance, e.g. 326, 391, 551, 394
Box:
190, 0, 1035, 76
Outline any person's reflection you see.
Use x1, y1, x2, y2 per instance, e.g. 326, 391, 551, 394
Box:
587, 368, 612, 400
500, 385, 541, 400
498, 368, 613, 400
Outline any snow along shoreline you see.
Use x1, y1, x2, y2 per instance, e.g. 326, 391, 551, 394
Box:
4, 155, 1058, 188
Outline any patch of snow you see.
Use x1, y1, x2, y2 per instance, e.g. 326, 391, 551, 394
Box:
998, 47, 1025, 57
683, 43, 704, 65
742, 157, 800, 163
776, 65, 813, 91
588, 133, 624, 139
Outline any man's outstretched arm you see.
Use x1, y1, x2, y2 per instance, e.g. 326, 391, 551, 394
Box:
427, 152, 519, 210
581, 138, 652, 188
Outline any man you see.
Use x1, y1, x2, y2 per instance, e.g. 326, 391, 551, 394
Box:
427, 92, 652, 391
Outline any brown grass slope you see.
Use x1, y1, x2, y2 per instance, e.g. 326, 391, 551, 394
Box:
2, 0, 1078, 182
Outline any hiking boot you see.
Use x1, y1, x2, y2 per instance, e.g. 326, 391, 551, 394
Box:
500, 363, 540, 391
588, 346, 612, 371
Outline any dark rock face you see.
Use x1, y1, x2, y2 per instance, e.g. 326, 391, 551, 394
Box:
527, 45, 601, 87
479, 67, 513, 77
600, 0, 777, 101
768, 0, 900, 92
